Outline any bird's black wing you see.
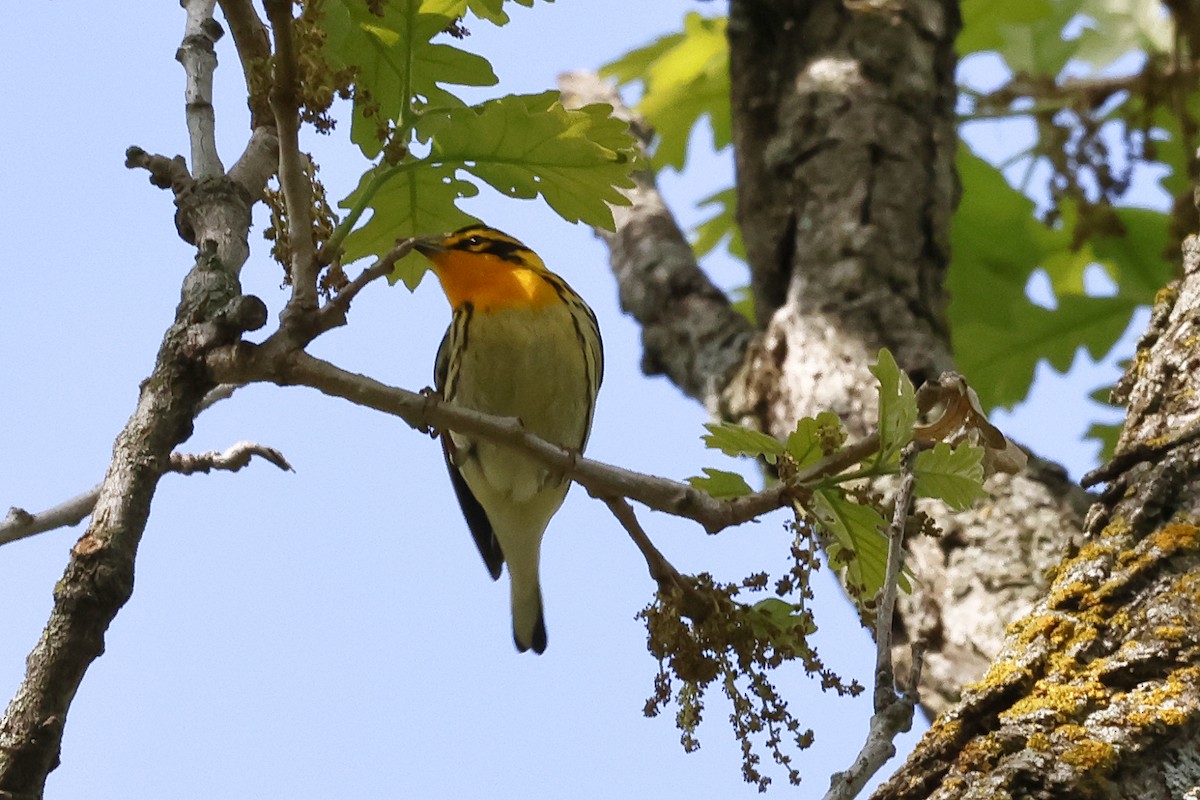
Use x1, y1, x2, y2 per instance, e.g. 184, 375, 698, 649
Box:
435, 317, 505, 581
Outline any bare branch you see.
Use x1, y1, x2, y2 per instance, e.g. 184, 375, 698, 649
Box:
600, 495, 686, 590
264, 0, 318, 316
558, 70, 755, 410
198, 382, 242, 413
0, 7, 260, 785
178, 0, 225, 177
207, 343, 881, 534
2, 436, 290, 546
2, 492, 97, 547
169, 440, 294, 474
228, 126, 280, 200
824, 445, 922, 800
124, 146, 192, 192
314, 239, 416, 334
216, 0, 273, 129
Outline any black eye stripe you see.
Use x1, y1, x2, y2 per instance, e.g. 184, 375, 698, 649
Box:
445, 228, 533, 264
474, 238, 530, 263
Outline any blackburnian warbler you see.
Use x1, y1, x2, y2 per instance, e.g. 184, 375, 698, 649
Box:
415, 225, 603, 654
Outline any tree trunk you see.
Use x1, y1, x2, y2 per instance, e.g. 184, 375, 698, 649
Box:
873, 235, 1200, 798
719, 0, 1093, 717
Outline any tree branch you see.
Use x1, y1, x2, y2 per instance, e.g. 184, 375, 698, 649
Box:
216, 0, 273, 129
600, 495, 686, 590
264, 0, 318, 317
228, 126, 281, 201
124, 146, 191, 192
2, 438, 290, 546
206, 342, 881, 534
0, 4, 271, 790
314, 239, 416, 334
168, 440, 293, 474
178, 0, 225, 178
558, 71, 755, 409
824, 444, 923, 800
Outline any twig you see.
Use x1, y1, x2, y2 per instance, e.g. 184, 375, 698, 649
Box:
2, 437, 292, 546
1, 492, 98, 547
264, 0, 318, 315
169, 440, 294, 474
823, 444, 923, 800
198, 382, 242, 413
215, 0, 273, 129
601, 495, 685, 589
178, 0, 225, 178
125, 146, 192, 192
315, 239, 416, 334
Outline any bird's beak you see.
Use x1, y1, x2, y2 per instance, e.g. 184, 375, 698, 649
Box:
413, 234, 449, 255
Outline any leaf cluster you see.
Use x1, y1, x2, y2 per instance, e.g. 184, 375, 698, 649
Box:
281, 0, 639, 288
599, 0, 1195, 445
690, 351, 985, 615
657, 351, 990, 787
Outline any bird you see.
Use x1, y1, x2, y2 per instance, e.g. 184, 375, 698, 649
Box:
414, 224, 603, 654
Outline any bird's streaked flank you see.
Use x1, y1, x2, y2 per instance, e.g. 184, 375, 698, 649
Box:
416, 225, 603, 653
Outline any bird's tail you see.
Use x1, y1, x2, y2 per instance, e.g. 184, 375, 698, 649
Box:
510, 577, 547, 654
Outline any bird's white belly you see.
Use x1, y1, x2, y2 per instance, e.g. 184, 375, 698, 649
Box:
449, 304, 591, 502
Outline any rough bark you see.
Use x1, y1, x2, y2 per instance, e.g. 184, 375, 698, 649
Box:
0, 177, 262, 799
718, 0, 1091, 716
873, 236, 1200, 799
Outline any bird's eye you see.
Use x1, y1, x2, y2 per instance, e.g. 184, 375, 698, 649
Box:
465, 235, 483, 247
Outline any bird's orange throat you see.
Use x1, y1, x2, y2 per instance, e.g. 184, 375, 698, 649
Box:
430, 250, 559, 312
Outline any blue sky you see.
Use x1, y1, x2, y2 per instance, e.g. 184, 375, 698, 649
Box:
0, 2, 1139, 798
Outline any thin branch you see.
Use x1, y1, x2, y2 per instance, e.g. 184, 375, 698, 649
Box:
315, 238, 416, 334
2, 492, 98, 547
264, 0, 318, 315
228, 126, 281, 201
823, 444, 923, 800
215, 0, 273, 129
198, 382, 243, 413
601, 495, 686, 589
2, 437, 291, 546
169, 440, 294, 474
178, 0, 225, 177
207, 343, 882, 534
124, 146, 192, 192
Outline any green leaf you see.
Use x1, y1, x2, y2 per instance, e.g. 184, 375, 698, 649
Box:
958, 0, 1055, 55
913, 443, 987, 511
976, 0, 1080, 75
600, 12, 730, 170
688, 468, 753, 499
749, 598, 816, 640
419, 91, 638, 230
729, 286, 756, 327
954, 294, 1138, 410
322, 0, 498, 157
692, 187, 745, 261
339, 163, 478, 288
812, 489, 890, 604
1085, 420, 1123, 462
465, 0, 550, 26
785, 412, 846, 469
947, 149, 1157, 411
1089, 207, 1174, 304
870, 349, 917, 457
702, 422, 785, 465
1073, 0, 1171, 69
